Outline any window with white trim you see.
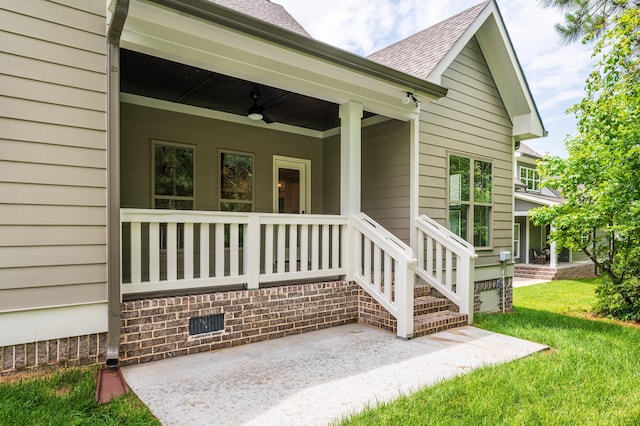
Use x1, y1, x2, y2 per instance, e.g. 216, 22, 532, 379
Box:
152, 141, 195, 210
513, 223, 521, 258
448, 154, 492, 248
520, 166, 540, 191
220, 150, 254, 212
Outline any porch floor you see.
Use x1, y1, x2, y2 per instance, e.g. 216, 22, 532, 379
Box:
122, 323, 547, 425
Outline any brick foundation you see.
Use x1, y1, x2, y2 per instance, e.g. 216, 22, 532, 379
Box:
474, 278, 513, 313
1, 333, 107, 377
119, 281, 360, 366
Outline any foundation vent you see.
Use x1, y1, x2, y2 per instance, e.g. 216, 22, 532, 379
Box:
189, 313, 224, 335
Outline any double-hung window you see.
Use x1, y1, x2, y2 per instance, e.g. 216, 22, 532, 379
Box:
448, 154, 493, 248
220, 150, 254, 212
519, 166, 540, 191
153, 141, 195, 210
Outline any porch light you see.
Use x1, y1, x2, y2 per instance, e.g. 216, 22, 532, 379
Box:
247, 108, 264, 121
402, 92, 421, 108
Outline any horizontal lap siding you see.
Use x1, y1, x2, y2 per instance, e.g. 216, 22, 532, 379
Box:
419, 37, 513, 266
362, 120, 410, 242
0, 1, 107, 314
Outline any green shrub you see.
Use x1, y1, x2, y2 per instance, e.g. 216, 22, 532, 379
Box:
595, 276, 640, 321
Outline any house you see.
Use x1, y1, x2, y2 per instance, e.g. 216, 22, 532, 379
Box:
0, 0, 544, 375
513, 143, 596, 280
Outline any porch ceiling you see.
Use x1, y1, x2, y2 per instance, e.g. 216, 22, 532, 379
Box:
121, 49, 375, 131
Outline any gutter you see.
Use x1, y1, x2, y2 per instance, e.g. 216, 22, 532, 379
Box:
145, 0, 448, 100
106, 0, 129, 368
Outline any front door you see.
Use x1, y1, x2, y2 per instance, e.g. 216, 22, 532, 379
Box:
273, 156, 310, 214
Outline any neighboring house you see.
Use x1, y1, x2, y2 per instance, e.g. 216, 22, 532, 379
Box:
513, 143, 594, 280
0, 0, 544, 375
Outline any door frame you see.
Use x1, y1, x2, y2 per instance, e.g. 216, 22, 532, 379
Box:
273, 155, 311, 214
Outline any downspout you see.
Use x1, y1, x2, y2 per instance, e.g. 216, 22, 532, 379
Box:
106, 0, 129, 368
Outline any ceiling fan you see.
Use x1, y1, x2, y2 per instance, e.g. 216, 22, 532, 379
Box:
246, 89, 274, 123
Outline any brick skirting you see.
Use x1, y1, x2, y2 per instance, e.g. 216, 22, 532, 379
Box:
0, 278, 499, 375
1, 333, 107, 377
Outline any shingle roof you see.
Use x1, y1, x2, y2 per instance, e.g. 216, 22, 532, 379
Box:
209, 0, 310, 37
367, 1, 489, 79
517, 142, 544, 159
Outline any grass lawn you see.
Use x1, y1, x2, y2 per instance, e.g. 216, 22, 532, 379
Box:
0, 366, 159, 425
341, 278, 640, 425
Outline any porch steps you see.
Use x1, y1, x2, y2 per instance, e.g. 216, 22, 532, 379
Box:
412, 284, 468, 337
514, 264, 557, 280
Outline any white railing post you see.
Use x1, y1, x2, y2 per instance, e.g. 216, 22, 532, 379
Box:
245, 214, 260, 290
395, 258, 416, 339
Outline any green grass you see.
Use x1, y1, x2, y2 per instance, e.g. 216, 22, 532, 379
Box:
0, 366, 159, 426
341, 278, 640, 425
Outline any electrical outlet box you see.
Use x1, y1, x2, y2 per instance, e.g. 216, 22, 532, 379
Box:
499, 251, 511, 261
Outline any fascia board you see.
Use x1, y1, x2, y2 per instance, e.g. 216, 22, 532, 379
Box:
137, 0, 447, 102
515, 191, 561, 206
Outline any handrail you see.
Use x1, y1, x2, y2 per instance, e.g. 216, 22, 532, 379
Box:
415, 215, 477, 258
414, 214, 477, 324
350, 213, 416, 338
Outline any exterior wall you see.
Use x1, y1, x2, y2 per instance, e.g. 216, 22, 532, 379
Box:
362, 120, 410, 242
322, 133, 341, 215
0, 0, 108, 345
419, 37, 513, 269
515, 198, 543, 212
120, 103, 325, 213
514, 216, 526, 263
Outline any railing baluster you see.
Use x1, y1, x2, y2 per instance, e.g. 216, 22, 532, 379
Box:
426, 235, 433, 277
300, 224, 309, 271
130, 222, 141, 283
435, 242, 442, 284
331, 224, 339, 268
384, 253, 392, 300
184, 222, 194, 280
364, 237, 372, 284
149, 222, 160, 282
289, 224, 298, 272
199, 223, 209, 279
265, 224, 274, 275
445, 248, 452, 291
373, 245, 381, 292
230, 223, 239, 276
311, 224, 319, 271
167, 222, 177, 281
215, 223, 224, 277
277, 224, 286, 274
322, 224, 330, 270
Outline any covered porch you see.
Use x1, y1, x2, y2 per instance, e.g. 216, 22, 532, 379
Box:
111, 0, 476, 350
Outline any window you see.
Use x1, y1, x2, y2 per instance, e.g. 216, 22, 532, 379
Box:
448, 154, 492, 248
513, 223, 521, 258
220, 151, 254, 212
520, 166, 540, 191
153, 141, 194, 209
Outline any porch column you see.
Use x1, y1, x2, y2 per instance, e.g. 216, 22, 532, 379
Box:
339, 101, 363, 216
525, 216, 531, 264
409, 116, 420, 251
550, 224, 557, 268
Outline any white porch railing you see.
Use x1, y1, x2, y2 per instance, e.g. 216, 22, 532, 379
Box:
121, 209, 417, 338
121, 209, 348, 295
415, 215, 478, 323
350, 213, 416, 338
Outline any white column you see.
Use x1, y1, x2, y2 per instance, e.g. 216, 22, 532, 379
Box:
339, 101, 363, 216
550, 224, 557, 268
525, 216, 531, 264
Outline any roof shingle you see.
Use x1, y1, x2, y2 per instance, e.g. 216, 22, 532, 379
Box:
209, 0, 310, 37
367, 1, 489, 79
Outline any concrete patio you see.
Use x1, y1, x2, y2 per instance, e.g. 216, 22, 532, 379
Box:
122, 323, 547, 425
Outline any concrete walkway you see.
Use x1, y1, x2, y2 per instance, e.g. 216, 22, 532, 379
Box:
123, 324, 547, 426
513, 277, 550, 287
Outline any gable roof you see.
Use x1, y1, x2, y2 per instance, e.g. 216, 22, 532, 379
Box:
517, 142, 543, 159
209, 0, 310, 37
368, 0, 546, 141
367, 2, 488, 79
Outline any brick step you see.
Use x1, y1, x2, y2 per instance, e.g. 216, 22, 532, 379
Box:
514, 270, 557, 278
413, 310, 468, 337
414, 295, 454, 316
414, 284, 432, 298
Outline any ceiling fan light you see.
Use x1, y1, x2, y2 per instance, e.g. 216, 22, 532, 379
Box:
248, 112, 263, 121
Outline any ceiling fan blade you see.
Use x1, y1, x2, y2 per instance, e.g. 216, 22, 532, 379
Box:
262, 113, 274, 124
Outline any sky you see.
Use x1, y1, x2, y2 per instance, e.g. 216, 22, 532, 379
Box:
275, 0, 596, 158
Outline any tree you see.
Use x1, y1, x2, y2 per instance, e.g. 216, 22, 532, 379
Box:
539, 0, 639, 42
531, 8, 640, 319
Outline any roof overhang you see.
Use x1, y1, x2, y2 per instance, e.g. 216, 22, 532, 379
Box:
110, 0, 447, 122
426, 0, 546, 141
515, 191, 561, 207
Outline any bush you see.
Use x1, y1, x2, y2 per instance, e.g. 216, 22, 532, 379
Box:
595, 276, 640, 321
